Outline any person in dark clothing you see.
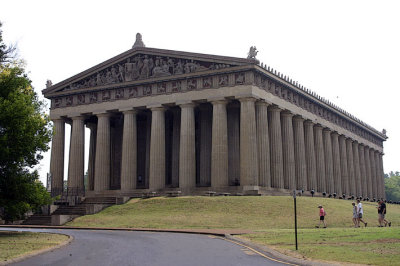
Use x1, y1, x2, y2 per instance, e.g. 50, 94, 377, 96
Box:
378, 200, 391, 227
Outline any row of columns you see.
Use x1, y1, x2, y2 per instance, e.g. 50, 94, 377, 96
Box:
50, 97, 385, 199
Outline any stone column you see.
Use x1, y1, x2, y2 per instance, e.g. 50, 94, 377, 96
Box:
227, 104, 240, 186
256, 102, 271, 187
364, 147, 372, 198
94, 113, 111, 192
374, 152, 381, 199
293, 116, 307, 190
304, 120, 317, 191
179, 103, 196, 190
239, 98, 258, 187
50, 119, 65, 196
281, 111, 296, 190
268, 106, 284, 189
171, 108, 181, 187
149, 107, 166, 190
352, 142, 362, 197
68, 116, 85, 195
314, 125, 326, 193
358, 145, 367, 198
378, 153, 385, 199
86, 122, 97, 191
346, 138, 355, 197
323, 128, 334, 194
339, 135, 349, 196
331, 132, 342, 195
198, 105, 211, 186
120, 110, 137, 191
211, 100, 228, 187
369, 148, 377, 199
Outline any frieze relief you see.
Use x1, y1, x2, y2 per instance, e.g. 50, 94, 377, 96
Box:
61, 54, 235, 92
255, 74, 382, 147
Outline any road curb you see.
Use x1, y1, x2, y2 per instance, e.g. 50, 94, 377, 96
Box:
0, 225, 237, 237
0, 232, 73, 266
226, 235, 340, 266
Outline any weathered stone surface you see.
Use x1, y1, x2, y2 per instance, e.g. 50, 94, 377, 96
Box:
256, 102, 271, 187
211, 100, 228, 188
268, 106, 284, 189
68, 116, 85, 195
50, 119, 65, 196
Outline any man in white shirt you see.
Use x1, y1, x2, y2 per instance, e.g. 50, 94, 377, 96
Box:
356, 199, 368, 227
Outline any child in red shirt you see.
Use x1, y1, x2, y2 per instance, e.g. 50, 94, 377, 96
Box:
316, 205, 327, 228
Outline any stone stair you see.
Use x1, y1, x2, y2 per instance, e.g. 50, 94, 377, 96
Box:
22, 197, 123, 226
22, 214, 52, 226
52, 205, 88, 216
83, 197, 118, 205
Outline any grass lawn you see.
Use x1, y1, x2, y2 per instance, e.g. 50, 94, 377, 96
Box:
0, 231, 69, 263
68, 196, 400, 229
67, 196, 400, 265
241, 227, 400, 266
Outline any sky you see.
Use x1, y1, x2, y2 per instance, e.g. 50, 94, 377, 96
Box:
1, 0, 399, 186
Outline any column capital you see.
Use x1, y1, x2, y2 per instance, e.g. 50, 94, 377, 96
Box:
304, 119, 314, 126
95, 112, 112, 118
150, 106, 165, 112
281, 110, 294, 117
71, 116, 85, 121
268, 105, 282, 112
237, 97, 257, 103
122, 109, 137, 115
178, 101, 196, 108
210, 99, 227, 106
345, 138, 354, 144
255, 101, 270, 107
323, 127, 332, 133
293, 115, 305, 122
331, 131, 340, 137
314, 124, 324, 130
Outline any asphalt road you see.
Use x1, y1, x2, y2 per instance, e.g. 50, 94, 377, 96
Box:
1, 228, 290, 266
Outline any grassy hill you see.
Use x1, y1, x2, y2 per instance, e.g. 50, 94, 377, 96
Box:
67, 196, 400, 229
67, 196, 400, 265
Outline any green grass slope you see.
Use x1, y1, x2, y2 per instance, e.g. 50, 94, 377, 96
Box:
67, 196, 400, 230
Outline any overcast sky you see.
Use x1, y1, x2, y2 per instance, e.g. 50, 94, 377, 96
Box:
1, 0, 399, 185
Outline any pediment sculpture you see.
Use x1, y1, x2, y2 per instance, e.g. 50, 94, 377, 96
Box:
61, 54, 235, 92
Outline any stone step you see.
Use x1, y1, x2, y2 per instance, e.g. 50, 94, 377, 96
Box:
22, 215, 52, 225
83, 197, 117, 204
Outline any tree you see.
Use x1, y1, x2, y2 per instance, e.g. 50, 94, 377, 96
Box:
385, 173, 400, 202
0, 22, 52, 221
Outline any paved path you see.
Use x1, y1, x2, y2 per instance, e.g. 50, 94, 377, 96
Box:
1, 228, 291, 266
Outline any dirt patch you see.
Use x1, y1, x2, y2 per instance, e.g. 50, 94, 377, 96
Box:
372, 238, 400, 243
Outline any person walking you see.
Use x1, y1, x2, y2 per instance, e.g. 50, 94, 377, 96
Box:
316, 205, 327, 228
356, 199, 367, 227
378, 200, 391, 227
352, 202, 358, 228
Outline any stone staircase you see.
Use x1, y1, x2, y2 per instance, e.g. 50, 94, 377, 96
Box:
22, 214, 52, 226
52, 205, 88, 216
83, 197, 118, 205
22, 196, 123, 226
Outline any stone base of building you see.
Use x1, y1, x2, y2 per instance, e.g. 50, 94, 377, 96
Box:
83, 186, 301, 198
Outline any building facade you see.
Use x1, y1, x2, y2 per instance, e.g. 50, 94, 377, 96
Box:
43, 35, 387, 199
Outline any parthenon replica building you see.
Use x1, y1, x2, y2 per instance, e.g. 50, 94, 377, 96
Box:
43, 34, 387, 199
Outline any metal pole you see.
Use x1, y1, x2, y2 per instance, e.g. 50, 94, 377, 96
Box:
293, 190, 298, 250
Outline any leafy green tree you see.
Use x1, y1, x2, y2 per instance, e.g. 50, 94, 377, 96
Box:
385, 174, 400, 202
0, 22, 52, 221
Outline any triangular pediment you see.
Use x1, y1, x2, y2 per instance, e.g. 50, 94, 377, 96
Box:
43, 47, 255, 97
